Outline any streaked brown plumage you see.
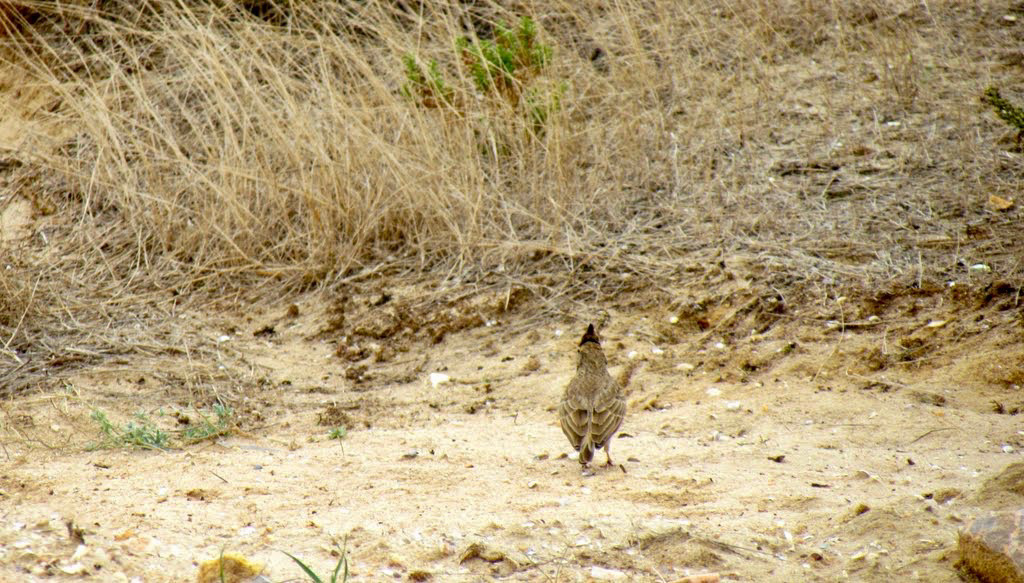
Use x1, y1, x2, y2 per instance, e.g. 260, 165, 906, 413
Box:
559, 323, 626, 468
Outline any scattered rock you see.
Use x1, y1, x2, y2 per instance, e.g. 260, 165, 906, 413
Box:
957, 510, 1024, 583
196, 553, 266, 583
520, 355, 541, 374
429, 373, 451, 388
590, 565, 627, 580
671, 574, 720, 583
374, 344, 396, 363
629, 393, 660, 411
848, 503, 871, 518
458, 542, 519, 568
344, 364, 370, 383
185, 488, 217, 502
931, 488, 962, 504
317, 405, 353, 428
911, 391, 947, 407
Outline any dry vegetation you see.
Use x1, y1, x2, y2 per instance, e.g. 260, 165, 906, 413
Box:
0, 0, 1022, 391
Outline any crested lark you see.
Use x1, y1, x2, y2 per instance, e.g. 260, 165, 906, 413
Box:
559, 323, 626, 469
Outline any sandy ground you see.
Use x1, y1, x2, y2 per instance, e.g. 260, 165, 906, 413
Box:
2, 279, 1023, 582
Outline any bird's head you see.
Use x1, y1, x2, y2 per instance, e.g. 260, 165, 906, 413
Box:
579, 323, 600, 347
577, 323, 607, 369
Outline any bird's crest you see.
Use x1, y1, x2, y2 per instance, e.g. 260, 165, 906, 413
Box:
579, 323, 600, 346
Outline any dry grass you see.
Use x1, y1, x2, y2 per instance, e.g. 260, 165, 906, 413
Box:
1, 0, 1022, 393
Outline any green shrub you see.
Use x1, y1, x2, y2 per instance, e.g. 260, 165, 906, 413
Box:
456, 16, 552, 104
90, 410, 169, 450
400, 55, 455, 108
181, 403, 234, 444
401, 16, 562, 137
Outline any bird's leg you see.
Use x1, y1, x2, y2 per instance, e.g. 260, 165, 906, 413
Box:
602, 440, 614, 467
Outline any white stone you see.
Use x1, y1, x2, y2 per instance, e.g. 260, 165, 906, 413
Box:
590, 566, 627, 580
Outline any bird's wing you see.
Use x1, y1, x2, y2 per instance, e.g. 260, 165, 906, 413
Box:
590, 377, 626, 449
559, 375, 594, 450
559, 400, 587, 450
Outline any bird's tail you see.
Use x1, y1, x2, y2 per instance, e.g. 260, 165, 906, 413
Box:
579, 412, 595, 464
579, 434, 595, 464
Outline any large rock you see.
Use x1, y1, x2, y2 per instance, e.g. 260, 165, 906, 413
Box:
958, 510, 1024, 583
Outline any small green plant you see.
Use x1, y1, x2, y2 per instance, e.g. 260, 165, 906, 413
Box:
328, 425, 346, 454
181, 403, 234, 444
456, 17, 551, 101
400, 55, 455, 108
283, 544, 348, 583
90, 410, 169, 450
982, 86, 1024, 146
401, 16, 562, 137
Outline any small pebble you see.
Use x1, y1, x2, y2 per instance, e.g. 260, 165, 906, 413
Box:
590, 565, 626, 580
